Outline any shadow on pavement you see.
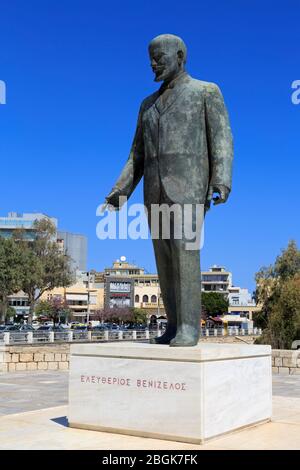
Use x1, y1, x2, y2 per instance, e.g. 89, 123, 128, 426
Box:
51, 416, 68, 427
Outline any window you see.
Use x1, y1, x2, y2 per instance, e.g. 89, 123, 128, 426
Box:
204, 285, 212, 291
135, 294, 140, 303
142, 295, 149, 303
151, 295, 157, 303
202, 275, 228, 282
67, 300, 88, 306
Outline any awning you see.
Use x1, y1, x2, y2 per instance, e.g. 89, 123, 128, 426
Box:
66, 294, 88, 301
208, 316, 224, 323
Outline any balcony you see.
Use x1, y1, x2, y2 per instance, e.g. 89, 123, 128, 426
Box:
136, 302, 164, 309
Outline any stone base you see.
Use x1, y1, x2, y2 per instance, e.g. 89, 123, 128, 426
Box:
68, 342, 272, 444
0, 344, 70, 373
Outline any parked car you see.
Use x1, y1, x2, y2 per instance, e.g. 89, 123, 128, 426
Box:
37, 325, 52, 331
92, 324, 109, 331
125, 323, 147, 330
37, 325, 68, 332
72, 325, 88, 340
17, 324, 35, 332
35, 324, 69, 341
70, 322, 86, 329
0, 324, 28, 342
0, 324, 19, 331
291, 340, 300, 350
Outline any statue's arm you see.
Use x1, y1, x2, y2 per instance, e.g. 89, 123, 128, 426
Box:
106, 103, 145, 207
204, 83, 233, 192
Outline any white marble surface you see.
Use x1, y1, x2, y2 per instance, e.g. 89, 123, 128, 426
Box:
68, 343, 272, 443
203, 356, 272, 438
70, 342, 271, 362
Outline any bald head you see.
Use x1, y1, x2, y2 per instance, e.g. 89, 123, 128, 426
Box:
148, 34, 187, 83
149, 34, 187, 63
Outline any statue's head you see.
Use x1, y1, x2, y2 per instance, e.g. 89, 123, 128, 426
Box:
148, 34, 187, 82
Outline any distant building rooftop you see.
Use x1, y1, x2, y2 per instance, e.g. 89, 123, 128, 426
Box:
0, 212, 57, 230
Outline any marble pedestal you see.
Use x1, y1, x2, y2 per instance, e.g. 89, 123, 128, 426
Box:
68, 342, 272, 444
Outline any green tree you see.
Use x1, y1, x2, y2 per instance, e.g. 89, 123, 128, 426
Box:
0, 238, 24, 323
201, 292, 229, 317
255, 240, 300, 348
257, 276, 300, 349
131, 308, 148, 325
274, 240, 300, 280
252, 309, 269, 329
19, 219, 74, 323
35, 300, 53, 317
100, 307, 133, 324
254, 265, 276, 305
35, 298, 71, 325
255, 240, 300, 305
6, 306, 17, 323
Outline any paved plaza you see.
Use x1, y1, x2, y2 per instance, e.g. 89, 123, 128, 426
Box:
0, 370, 299, 449
0, 370, 68, 416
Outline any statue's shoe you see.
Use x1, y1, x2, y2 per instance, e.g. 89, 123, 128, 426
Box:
169, 335, 199, 347
150, 330, 176, 345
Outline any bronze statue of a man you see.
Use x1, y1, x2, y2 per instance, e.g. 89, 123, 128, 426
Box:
105, 34, 233, 346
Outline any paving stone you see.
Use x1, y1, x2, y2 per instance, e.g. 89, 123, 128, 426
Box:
3, 353, 11, 362
0, 367, 298, 421
34, 354, 44, 362
0, 371, 67, 415
278, 367, 290, 375
275, 357, 282, 367
37, 362, 48, 370
20, 353, 33, 363
0, 364, 8, 373
44, 354, 55, 362
8, 363, 16, 372
48, 362, 58, 370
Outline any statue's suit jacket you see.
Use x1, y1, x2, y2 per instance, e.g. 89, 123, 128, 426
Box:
113, 73, 233, 207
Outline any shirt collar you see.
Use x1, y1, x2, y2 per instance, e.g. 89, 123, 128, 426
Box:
159, 71, 188, 94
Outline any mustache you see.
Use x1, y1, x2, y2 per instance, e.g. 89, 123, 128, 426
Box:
152, 66, 165, 73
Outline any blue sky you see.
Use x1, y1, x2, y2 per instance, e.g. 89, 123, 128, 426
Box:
0, 0, 299, 292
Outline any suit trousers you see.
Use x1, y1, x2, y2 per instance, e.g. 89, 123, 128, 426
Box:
146, 186, 202, 337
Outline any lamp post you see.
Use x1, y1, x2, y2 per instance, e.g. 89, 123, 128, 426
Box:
157, 282, 161, 332
86, 271, 90, 326
86, 274, 98, 326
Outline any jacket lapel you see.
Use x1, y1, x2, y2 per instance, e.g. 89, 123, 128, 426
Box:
155, 73, 191, 115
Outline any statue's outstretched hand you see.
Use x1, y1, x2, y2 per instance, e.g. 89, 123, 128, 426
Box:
206, 184, 230, 210
104, 187, 122, 211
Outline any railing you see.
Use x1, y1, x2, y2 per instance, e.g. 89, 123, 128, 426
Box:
200, 327, 262, 337
0, 327, 262, 345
